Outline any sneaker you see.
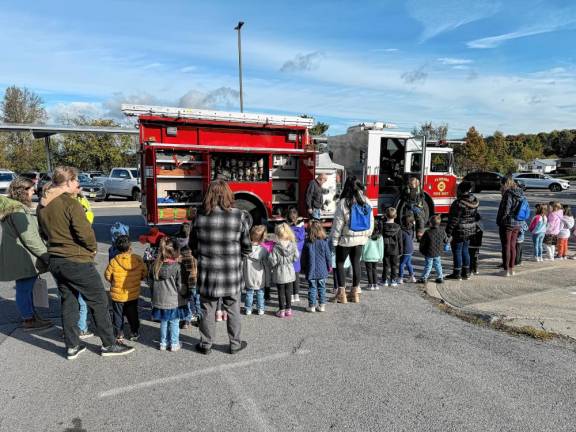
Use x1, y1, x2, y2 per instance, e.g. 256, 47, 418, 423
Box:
276, 310, 286, 318
317, 304, 326, 312
66, 345, 87, 360
294, 294, 300, 302
364, 285, 373, 291
222, 311, 228, 321
195, 343, 212, 355
129, 333, 139, 342
258, 309, 265, 316
391, 280, 398, 287
416, 278, 427, 284
409, 275, 417, 283
79, 330, 94, 340
383, 280, 390, 287
190, 314, 200, 323
101, 342, 135, 357
230, 340, 248, 355
245, 309, 252, 316
511, 270, 516, 276
398, 279, 404, 285
170, 343, 181, 352
22, 317, 53, 332
285, 309, 293, 318
435, 278, 444, 284
374, 284, 380, 290
215, 311, 223, 322
306, 306, 316, 313
290, 294, 296, 303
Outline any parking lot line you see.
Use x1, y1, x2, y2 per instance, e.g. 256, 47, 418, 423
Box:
99, 349, 310, 398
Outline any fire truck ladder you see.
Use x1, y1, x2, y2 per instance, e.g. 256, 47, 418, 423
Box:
121, 104, 315, 128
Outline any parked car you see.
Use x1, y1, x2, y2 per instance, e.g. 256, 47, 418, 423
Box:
78, 173, 105, 201
95, 167, 141, 200
463, 171, 505, 193
86, 170, 105, 179
512, 173, 570, 192
0, 170, 16, 196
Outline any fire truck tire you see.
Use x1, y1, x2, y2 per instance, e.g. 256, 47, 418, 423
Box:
131, 188, 141, 201
235, 196, 265, 226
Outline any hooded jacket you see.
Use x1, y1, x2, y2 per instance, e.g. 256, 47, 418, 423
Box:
331, 195, 374, 248
0, 196, 49, 281
151, 262, 187, 309
559, 214, 574, 239
496, 187, 525, 229
301, 238, 332, 280
243, 244, 270, 289
290, 222, 306, 273
446, 193, 480, 241
419, 226, 448, 257
401, 226, 414, 255
105, 252, 147, 302
37, 188, 97, 263
269, 240, 299, 284
382, 222, 403, 256
546, 210, 563, 236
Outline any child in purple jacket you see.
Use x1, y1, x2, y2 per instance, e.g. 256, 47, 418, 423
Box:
288, 208, 306, 303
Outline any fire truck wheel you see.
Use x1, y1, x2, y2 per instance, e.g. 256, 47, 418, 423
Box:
235, 196, 265, 226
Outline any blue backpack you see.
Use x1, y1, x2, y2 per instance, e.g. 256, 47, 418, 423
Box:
349, 202, 372, 231
515, 197, 530, 222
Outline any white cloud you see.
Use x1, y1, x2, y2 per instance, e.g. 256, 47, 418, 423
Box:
48, 102, 106, 123
438, 57, 473, 65
406, 0, 500, 42
280, 52, 325, 73
180, 66, 197, 73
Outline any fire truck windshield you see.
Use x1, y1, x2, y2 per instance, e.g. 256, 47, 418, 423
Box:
430, 153, 451, 173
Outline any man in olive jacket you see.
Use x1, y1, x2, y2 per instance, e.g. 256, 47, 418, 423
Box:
38, 166, 134, 360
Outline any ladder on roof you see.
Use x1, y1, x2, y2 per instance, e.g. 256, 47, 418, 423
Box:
121, 104, 315, 128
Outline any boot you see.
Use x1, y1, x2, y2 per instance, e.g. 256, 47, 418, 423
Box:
349, 287, 361, 303
461, 267, 470, 280
333, 288, 348, 304
445, 269, 462, 280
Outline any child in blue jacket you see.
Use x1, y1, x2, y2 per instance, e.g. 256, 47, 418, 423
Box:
361, 219, 384, 290
399, 214, 416, 283
301, 221, 332, 312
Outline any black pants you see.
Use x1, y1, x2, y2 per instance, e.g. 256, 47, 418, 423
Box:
199, 294, 241, 350
49, 257, 115, 348
365, 262, 378, 285
515, 242, 523, 266
277, 283, 293, 310
292, 273, 300, 295
335, 245, 362, 288
499, 226, 520, 270
382, 254, 400, 281
111, 300, 140, 337
469, 248, 479, 273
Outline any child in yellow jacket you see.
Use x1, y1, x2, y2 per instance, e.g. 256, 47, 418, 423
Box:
105, 235, 147, 342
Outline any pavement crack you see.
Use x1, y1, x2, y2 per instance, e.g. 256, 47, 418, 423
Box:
292, 337, 307, 354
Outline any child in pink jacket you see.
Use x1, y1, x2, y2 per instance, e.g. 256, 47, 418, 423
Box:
544, 202, 563, 260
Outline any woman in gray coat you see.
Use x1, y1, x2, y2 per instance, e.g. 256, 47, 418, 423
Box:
191, 180, 251, 355
0, 177, 52, 330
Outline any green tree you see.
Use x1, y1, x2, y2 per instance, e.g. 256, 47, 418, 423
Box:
54, 117, 137, 172
301, 114, 329, 136
457, 126, 488, 173
486, 131, 516, 174
0, 85, 48, 171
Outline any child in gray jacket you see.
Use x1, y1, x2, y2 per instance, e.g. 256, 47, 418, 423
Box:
243, 225, 269, 316
269, 223, 299, 318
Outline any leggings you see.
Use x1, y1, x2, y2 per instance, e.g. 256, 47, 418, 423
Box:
499, 226, 520, 271
277, 283, 293, 310
292, 273, 300, 295
335, 245, 362, 288
364, 262, 378, 285
557, 238, 569, 258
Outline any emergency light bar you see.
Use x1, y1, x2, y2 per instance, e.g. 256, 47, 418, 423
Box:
121, 104, 315, 128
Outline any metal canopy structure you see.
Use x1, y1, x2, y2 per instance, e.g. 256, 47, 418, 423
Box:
0, 123, 138, 172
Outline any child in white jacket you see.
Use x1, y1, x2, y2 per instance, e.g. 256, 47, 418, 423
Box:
557, 205, 574, 259
243, 225, 270, 315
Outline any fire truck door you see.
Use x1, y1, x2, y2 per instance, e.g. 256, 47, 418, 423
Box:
377, 137, 406, 212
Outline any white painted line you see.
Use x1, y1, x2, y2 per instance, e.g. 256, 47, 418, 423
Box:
224, 372, 274, 432
99, 349, 310, 398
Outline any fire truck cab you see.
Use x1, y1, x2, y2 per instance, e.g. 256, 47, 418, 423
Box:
122, 104, 316, 226
328, 122, 457, 219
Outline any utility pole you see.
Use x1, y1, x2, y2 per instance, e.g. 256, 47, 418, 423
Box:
234, 21, 244, 112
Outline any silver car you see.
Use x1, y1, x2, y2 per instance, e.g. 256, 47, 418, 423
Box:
0, 170, 16, 196
512, 173, 570, 192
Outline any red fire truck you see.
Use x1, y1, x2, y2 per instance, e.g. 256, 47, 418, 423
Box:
328, 122, 458, 220
122, 104, 317, 226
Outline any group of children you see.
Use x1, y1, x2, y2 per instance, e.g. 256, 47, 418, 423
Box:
528, 201, 575, 262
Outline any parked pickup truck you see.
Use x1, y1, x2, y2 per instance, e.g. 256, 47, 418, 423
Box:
95, 167, 141, 201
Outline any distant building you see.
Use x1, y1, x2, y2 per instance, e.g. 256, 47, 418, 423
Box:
515, 159, 529, 172
518, 158, 558, 173
558, 157, 576, 174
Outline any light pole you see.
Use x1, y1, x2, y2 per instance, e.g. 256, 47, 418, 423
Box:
234, 21, 244, 112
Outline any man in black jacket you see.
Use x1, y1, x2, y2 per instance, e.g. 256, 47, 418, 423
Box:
305, 174, 327, 220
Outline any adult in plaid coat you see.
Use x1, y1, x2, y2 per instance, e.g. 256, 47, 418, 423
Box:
191, 180, 251, 355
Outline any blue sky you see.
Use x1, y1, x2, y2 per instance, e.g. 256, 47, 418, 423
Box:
1, 0, 576, 137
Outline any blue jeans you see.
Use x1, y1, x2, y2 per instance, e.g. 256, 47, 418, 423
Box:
245, 288, 265, 311
15, 276, 36, 320
312, 209, 321, 220
308, 279, 327, 306
399, 254, 414, 279
78, 294, 88, 332
452, 240, 470, 269
160, 318, 180, 347
184, 289, 202, 320
532, 233, 545, 258
421, 256, 443, 280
